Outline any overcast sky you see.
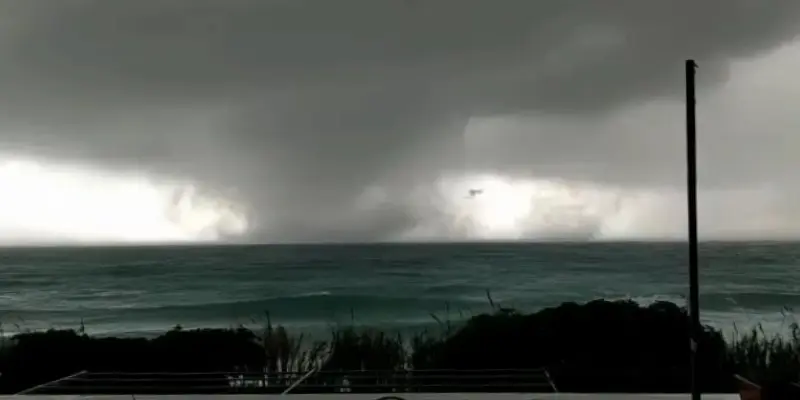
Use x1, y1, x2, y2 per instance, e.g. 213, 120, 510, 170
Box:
1, 0, 800, 243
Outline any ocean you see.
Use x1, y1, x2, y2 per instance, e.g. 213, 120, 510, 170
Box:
0, 242, 797, 339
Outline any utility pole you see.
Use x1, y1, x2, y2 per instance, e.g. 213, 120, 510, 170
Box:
685, 59, 701, 400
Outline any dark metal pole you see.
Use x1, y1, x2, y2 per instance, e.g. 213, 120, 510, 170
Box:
685, 59, 701, 400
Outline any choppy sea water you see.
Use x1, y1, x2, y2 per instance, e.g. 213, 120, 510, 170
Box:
0, 242, 798, 338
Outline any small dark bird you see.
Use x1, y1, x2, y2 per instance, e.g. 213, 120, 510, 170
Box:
467, 189, 484, 198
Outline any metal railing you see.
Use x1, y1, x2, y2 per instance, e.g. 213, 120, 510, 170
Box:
18, 368, 556, 395
734, 373, 800, 398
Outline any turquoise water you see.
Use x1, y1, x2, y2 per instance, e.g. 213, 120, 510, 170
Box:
0, 242, 797, 337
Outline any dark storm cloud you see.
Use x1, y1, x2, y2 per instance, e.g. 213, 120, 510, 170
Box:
0, 0, 799, 241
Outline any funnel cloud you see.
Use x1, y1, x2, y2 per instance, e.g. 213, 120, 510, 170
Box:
0, 0, 800, 243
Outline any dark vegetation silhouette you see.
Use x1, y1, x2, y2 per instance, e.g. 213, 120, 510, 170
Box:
0, 299, 797, 394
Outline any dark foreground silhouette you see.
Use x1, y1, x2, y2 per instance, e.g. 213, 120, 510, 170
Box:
0, 299, 797, 394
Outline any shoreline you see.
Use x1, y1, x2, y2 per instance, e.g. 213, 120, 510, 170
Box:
5, 303, 793, 340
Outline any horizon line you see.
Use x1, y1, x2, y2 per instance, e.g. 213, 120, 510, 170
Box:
0, 238, 796, 250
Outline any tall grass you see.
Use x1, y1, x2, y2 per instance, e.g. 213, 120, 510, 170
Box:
0, 299, 798, 393
726, 322, 800, 385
